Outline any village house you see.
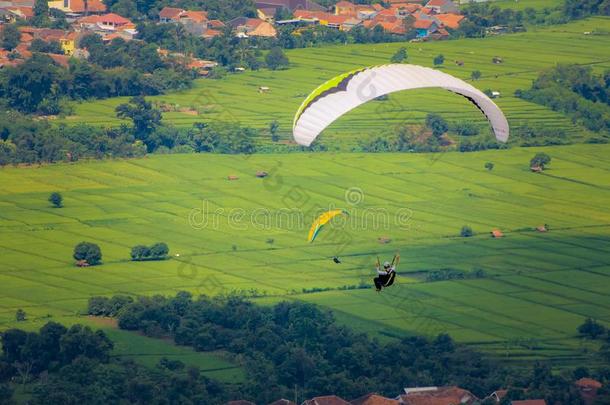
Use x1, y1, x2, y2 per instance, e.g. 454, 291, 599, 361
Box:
229, 17, 277, 37
356, 5, 379, 20
293, 10, 351, 30
335, 1, 356, 16
424, 0, 459, 14
486, 389, 509, 403
75, 13, 133, 32
48, 0, 106, 16
158, 7, 209, 36
255, 0, 325, 14
398, 386, 479, 405
575, 378, 603, 405
351, 393, 399, 405
413, 18, 440, 37
302, 395, 351, 405
0, 4, 32, 21
257, 7, 276, 22
435, 12, 464, 29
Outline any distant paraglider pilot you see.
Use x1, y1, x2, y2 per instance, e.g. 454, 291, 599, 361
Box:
374, 254, 399, 292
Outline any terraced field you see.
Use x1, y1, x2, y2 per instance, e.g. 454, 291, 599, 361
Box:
65, 17, 610, 148
485, 0, 563, 11
1, 144, 609, 367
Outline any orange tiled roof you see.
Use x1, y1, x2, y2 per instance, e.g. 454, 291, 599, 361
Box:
181, 10, 208, 23
435, 13, 464, 28
6, 6, 33, 18
68, 0, 106, 13
576, 378, 603, 389
159, 7, 184, 19
351, 393, 399, 405
413, 18, 435, 28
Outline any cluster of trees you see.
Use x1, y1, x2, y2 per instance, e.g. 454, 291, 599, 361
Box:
458, 3, 556, 37
0, 24, 21, 51
359, 114, 505, 153
512, 124, 570, 147
0, 51, 193, 114
0, 100, 262, 166
458, 138, 506, 152
577, 318, 610, 363
516, 65, 610, 135
458, 0, 610, 38
2, 294, 609, 404
85, 292, 605, 403
138, 21, 410, 73
359, 113, 451, 153
103, 0, 256, 21
0, 323, 112, 392
131, 242, 170, 261
564, 0, 610, 19
0, 111, 150, 165
0, 322, 227, 404
89, 292, 505, 401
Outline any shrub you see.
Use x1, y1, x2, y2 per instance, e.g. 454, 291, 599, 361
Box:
15, 309, 26, 322
461, 225, 474, 237
48, 192, 63, 208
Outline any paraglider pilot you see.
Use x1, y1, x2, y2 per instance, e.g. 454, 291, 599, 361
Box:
374, 254, 399, 292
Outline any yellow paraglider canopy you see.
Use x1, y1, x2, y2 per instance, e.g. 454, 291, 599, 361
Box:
308, 209, 347, 243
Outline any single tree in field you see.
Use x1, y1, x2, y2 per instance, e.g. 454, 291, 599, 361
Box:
269, 120, 280, 142
530, 152, 551, 169
115, 96, 162, 146
485, 162, 494, 171
433, 54, 445, 66
460, 225, 473, 237
15, 309, 26, 322
73, 242, 102, 265
48, 192, 63, 208
265, 47, 289, 70
391, 47, 408, 63
578, 318, 606, 339
426, 113, 449, 139
471, 70, 482, 80
1, 24, 21, 51
149, 242, 169, 259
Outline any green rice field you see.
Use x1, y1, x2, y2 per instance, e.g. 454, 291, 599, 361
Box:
64, 17, 610, 148
1, 144, 609, 368
482, 0, 563, 11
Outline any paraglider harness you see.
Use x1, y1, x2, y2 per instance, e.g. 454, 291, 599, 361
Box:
374, 254, 399, 291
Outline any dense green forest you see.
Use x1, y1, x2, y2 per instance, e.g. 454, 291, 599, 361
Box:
79, 292, 610, 404
516, 65, 610, 137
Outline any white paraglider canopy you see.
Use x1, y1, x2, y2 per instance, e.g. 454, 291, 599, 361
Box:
292, 64, 509, 146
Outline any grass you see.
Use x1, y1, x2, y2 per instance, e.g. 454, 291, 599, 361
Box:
479, 0, 564, 11
1, 144, 609, 368
62, 17, 610, 148
102, 327, 246, 382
